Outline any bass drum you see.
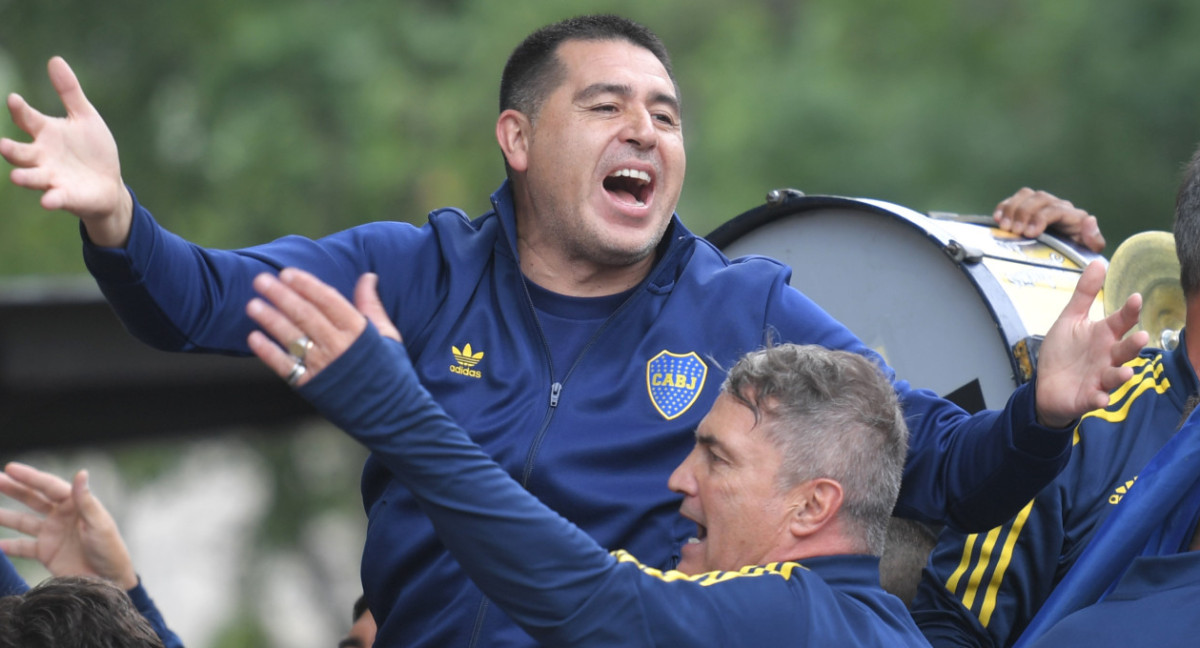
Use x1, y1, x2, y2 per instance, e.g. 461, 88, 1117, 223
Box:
706, 191, 1106, 413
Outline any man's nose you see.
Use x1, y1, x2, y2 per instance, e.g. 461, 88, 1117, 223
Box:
667, 448, 697, 495
621, 108, 658, 150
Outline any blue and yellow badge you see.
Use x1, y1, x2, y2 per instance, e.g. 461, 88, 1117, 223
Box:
646, 350, 708, 420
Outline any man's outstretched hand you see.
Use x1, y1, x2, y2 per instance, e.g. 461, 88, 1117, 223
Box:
1034, 260, 1148, 428
1, 56, 132, 247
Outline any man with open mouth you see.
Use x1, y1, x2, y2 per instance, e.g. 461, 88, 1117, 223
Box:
3, 13, 1144, 648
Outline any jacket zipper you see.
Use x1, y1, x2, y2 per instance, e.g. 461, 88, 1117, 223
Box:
467, 200, 687, 648
467, 277, 644, 648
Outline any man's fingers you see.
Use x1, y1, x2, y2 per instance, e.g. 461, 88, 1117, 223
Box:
354, 273, 401, 343
1013, 205, 1051, 238
993, 188, 1105, 250
0, 507, 41, 537
5, 93, 46, 137
245, 281, 318, 387
47, 57, 93, 121
993, 186, 1035, 220
247, 270, 370, 386
6, 462, 73, 502
280, 268, 367, 335
1088, 386, 1114, 412
70, 470, 107, 526
250, 272, 339, 355
1079, 215, 1106, 252
0, 139, 39, 167
0, 537, 38, 560
0, 469, 56, 515
1100, 364, 1137, 395
1112, 329, 1150, 365
245, 295, 307, 360
10, 167, 53, 191
0, 475, 48, 515
1059, 260, 1107, 320
247, 329, 308, 386
995, 187, 1041, 232
41, 187, 69, 211
1109, 293, 1144, 337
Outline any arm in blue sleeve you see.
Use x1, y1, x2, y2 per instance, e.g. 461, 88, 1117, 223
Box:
298, 326, 628, 643
126, 580, 185, 648
766, 278, 1072, 531
80, 187, 436, 355
911, 465, 1072, 648
0, 550, 30, 597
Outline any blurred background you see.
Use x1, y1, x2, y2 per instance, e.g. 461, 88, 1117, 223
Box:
2, 0, 1199, 645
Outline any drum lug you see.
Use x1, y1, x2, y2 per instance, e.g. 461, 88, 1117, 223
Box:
944, 239, 983, 264
765, 188, 806, 206
1012, 335, 1043, 383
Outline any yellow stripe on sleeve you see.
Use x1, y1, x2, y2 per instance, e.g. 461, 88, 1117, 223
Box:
979, 499, 1036, 627
946, 354, 1167, 623
945, 533, 979, 593
610, 550, 808, 586
961, 526, 1004, 610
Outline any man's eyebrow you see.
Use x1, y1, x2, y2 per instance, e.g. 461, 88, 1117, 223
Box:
696, 433, 723, 451
574, 83, 680, 113
574, 82, 632, 103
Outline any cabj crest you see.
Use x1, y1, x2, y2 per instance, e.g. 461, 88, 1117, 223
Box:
646, 350, 708, 420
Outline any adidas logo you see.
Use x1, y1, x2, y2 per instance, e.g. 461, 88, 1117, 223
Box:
450, 343, 484, 379
1108, 476, 1138, 505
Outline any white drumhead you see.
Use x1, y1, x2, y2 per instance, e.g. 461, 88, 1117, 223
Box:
709, 195, 1103, 412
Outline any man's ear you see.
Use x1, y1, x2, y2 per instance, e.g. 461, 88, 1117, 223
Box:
496, 109, 531, 173
789, 478, 843, 538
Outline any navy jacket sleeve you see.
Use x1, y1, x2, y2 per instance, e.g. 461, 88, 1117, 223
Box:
82, 188, 443, 355
127, 580, 185, 648
911, 469, 1068, 648
0, 550, 30, 597
910, 348, 1191, 647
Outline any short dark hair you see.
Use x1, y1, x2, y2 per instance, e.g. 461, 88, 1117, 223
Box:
0, 576, 164, 648
724, 344, 908, 555
1175, 144, 1200, 297
499, 14, 676, 120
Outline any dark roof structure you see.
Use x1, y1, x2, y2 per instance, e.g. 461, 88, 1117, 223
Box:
0, 276, 313, 452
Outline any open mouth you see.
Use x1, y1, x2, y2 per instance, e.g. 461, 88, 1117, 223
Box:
603, 168, 653, 207
687, 523, 708, 544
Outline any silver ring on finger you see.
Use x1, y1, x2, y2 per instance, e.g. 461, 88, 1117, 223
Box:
286, 360, 308, 387
288, 335, 314, 362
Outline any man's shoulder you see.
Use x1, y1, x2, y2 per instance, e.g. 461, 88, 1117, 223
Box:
412, 205, 507, 259
1077, 346, 1187, 441
674, 233, 791, 286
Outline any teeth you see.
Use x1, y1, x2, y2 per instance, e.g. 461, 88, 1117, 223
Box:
686, 537, 701, 544
609, 168, 651, 185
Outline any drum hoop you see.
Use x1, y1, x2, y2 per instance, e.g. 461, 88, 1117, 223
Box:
928, 212, 1099, 269
707, 194, 955, 251
705, 193, 1045, 386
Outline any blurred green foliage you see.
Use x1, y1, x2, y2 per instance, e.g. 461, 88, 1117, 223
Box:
3, 0, 1199, 277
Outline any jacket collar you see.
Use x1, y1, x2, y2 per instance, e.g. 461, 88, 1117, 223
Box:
487, 180, 698, 294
